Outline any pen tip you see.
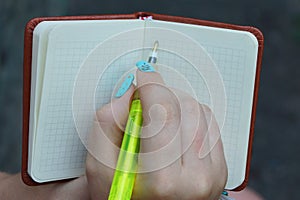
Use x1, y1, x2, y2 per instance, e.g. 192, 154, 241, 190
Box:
153, 41, 159, 51
148, 41, 159, 64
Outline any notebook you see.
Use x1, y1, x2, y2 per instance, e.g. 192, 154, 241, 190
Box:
22, 12, 264, 191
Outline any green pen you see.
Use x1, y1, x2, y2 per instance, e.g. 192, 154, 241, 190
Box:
108, 91, 142, 200
108, 41, 158, 200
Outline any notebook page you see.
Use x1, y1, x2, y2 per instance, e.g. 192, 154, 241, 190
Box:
30, 20, 144, 182
72, 28, 214, 174
145, 20, 258, 189
29, 21, 61, 177
71, 23, 258, 189
29, 19, 258, 188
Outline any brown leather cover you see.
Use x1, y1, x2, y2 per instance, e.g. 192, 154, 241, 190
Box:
22, 12, 264, 190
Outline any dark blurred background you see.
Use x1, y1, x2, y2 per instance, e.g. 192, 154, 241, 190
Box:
1, 0, 299, 199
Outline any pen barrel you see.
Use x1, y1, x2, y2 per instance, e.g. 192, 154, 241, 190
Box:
108, 99, 143, 200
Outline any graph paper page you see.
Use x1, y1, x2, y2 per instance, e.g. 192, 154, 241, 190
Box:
145, 20, 258, 189
29, 19, 258, 189
30, 20, 144, 182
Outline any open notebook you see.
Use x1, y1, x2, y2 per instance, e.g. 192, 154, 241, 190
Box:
22, 13, 263, 190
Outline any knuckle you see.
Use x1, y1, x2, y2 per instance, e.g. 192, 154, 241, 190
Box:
159, 102, 179, 124
201, 104, 212, 113
194, 175, 214, 199
181, 98, 203, 121
180, 99, 205, 130
151, 174, 176, 198
201, 104, 214, 120
147, 101, 179, 127
201, 104, 218, 127
182, 98, 200, 114
219, 163, 228, 189
95, 103, 112, 122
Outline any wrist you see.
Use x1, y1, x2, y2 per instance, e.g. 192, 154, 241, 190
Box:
0, 173, 89, 200
50, 176, 90, 200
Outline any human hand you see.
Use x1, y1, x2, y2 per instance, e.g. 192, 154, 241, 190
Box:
85, 69, 227, 200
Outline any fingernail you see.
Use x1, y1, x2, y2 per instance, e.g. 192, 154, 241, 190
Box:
115, 73, 134, 98
136, 60, 155, 72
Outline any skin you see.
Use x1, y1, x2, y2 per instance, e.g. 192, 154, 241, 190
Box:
0, 70, 263, 200
0, 173, 89, 199
85, 70, 227, 200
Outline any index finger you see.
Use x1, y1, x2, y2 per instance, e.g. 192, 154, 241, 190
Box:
136, 68, 182, 173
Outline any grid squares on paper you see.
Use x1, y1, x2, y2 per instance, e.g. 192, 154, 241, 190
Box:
72, 37, 144, 149
90, 37, 248, 187
148, 35, 249, 185
203, 44, 247, 182
33, 23, 253, 188
37, 40, 100, 173
94, 49, 142, 107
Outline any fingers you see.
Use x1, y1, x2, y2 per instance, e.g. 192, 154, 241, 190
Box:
199, 105, 227, 182
87, 85, 135, 168
96, 85, 135, 132
136, 69, 182, 172
136, 70, 170, 143
180, 102, 224, 163
198, 105, 224, 161
180, 102, 227, 190
136, 69, 180, 143
86, 81, 135, 200
136, 69, 165, 110
178, 96, 206, 167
